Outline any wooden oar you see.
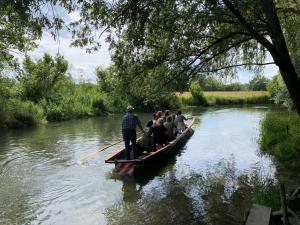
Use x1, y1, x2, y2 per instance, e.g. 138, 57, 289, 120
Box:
77, 131, 144, 164
77, 139, 123, 164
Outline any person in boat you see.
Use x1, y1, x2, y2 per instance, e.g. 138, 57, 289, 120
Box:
153, 118, 167, 148
172, 114, 179, 137
163, 110, 170, 122
137, 120, 155, 152
175, 110, 188, 132
164, 116, 176, 141
155, 111, 162, 125
121, 105, 145, 159
153, 112, 157, 124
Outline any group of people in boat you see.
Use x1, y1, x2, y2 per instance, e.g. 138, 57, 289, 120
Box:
121, 105, 188, 159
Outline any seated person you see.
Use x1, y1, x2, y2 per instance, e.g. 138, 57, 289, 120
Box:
175, 110, 188, 132
153, 118, 167, 147
163, 110, 170, 122
164, 116, 176, 141
137, 120, 155, 152
154, 111, 163, 125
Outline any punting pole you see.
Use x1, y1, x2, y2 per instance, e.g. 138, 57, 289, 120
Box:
77, 139, 123, 164
77, 131, 143, 164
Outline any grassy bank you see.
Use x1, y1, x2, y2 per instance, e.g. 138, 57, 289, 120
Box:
260, 112, 300, 171
0, 81, 108, 129
177, 91, 270, 106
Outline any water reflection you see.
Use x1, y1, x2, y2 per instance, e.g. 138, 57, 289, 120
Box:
105, 159, 277, 225
0, 106, 297, 225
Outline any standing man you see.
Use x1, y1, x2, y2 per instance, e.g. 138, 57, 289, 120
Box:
122, 106, 144, 159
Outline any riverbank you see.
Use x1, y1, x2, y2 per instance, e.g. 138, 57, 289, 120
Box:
260, 112, 300, 171
177, 91, 270, 106
0, 81, 111, 129
0, 90, 269, 128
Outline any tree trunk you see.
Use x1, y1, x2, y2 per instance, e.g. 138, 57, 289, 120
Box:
263, 0, 300, 115
275, 54, 300, 115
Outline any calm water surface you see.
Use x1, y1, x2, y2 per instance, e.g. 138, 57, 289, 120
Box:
0, 106, 291, 225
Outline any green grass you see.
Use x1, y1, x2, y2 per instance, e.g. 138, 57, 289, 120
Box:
260, 112, 300, 171
177, 91, 270, 106
0, 98, 46, 128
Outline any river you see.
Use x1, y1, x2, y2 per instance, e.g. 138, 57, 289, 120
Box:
0, 106, 294, 225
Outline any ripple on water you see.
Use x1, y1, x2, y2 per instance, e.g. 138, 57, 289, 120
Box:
0, 108, 294, 225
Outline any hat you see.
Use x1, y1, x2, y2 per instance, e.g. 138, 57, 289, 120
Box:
127, 105, 134, 112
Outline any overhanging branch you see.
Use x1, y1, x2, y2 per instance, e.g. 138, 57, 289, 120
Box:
199, 62, 275, 73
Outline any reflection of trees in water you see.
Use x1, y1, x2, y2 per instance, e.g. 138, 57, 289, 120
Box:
105, 159, 278, 225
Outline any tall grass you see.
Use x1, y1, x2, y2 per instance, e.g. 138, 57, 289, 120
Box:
41, 83, 107, 121
0, 99, 45, 128
177, 91, 270, 106
260, 112, 300, 170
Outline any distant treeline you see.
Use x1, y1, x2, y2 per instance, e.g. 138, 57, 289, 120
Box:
193, 75, 270, 92
0, 53, 292, 128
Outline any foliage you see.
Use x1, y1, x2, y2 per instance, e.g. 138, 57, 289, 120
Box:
0, 1, 65, 71
177, 91, 269, 106
5, 99, 45, 128
267, 74, 293, 109
0, 56, 109, 128
1, 0, 300, 113
40, 83, 107, 121
198, 76, 249, 91
249, 74, 269, 91
260, 112, 300, 171
18, 54, 68, 103
247, 172, 281, 210
188, 82, 207, 105
67, 0, 300, 114
96, 66, 180, 112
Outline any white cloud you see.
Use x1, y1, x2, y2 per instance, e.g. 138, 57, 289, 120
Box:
29, 31, 111, 83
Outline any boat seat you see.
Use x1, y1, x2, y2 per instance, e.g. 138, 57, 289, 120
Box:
245, 204, 271, 225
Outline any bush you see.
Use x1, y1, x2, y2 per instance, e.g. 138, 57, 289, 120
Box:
92, 98, 106, 114
189, 82, 207, 105
0, 97, 8, 128
42, 99, 94, 121
7, 99, 45, 127
267, 74, 293, 109
260, 112, 300, 170
249, 74, 270, 91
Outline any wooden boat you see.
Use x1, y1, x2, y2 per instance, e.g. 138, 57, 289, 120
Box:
105, 118, 195, 166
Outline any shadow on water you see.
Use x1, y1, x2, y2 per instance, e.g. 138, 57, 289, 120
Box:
1, 106, 299, 225
105, 158, 280, 225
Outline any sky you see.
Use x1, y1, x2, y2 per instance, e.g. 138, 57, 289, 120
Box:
29, 33, 278, 83
25, 9, 279, 84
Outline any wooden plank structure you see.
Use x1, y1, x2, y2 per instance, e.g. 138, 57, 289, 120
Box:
105, 118, 195, 166
245, 204, 271, 225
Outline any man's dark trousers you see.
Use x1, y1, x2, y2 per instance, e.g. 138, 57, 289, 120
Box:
122, 129, 138, 159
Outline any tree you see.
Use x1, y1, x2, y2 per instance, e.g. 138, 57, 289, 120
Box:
249, 74, 269, 91
18, 53, 68, 103
268, 74, 293, 109
0, 0, 64, 71
189, 81, 207, 105
68, 0, 300, 115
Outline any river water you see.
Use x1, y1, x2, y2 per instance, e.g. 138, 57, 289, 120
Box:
0, 106, 293, 225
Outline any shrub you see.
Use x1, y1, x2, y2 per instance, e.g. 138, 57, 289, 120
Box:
92, 98, 106, 115
7, 99, 45, 127
267, 74, 293, 109
0, 97, 8, 128
260, 112, 300, 170
189, 82, 207, 105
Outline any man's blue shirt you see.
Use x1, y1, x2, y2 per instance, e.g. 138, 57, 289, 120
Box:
122, 112, 141, 130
